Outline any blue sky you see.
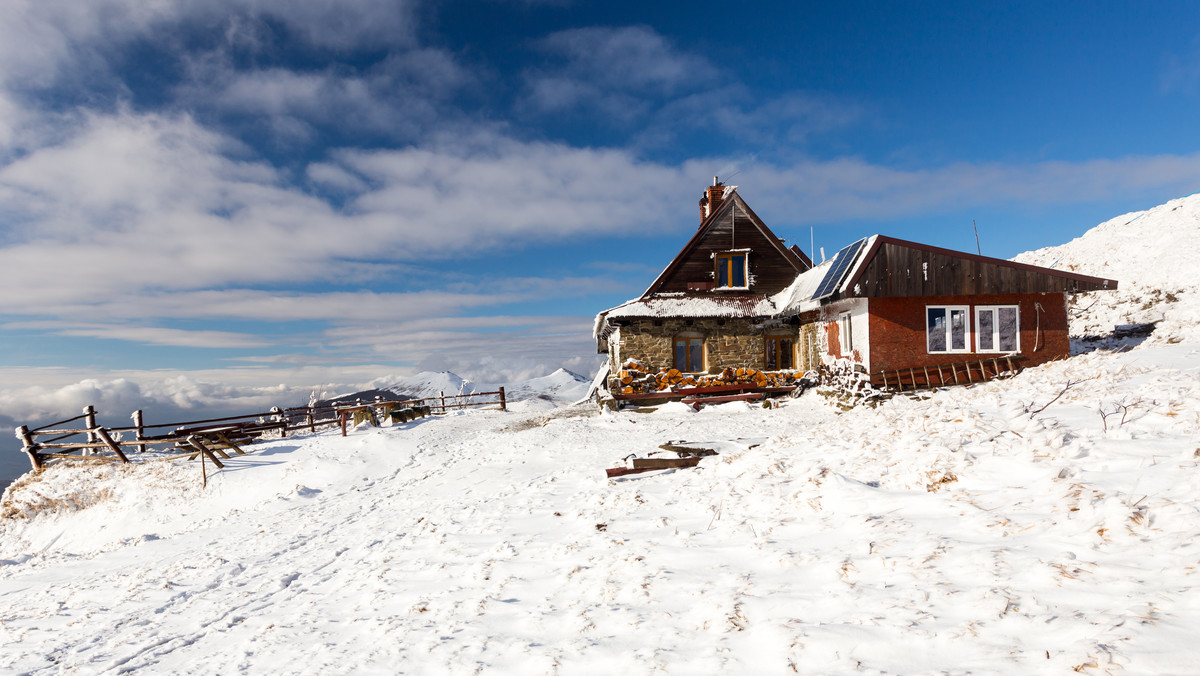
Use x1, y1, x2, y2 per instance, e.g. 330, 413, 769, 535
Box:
1, 0, 1200, 435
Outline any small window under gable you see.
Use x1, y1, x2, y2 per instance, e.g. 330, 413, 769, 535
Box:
715, 250, 749, 289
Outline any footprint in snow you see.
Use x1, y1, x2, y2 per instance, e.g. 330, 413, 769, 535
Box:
294, 485, 322, 497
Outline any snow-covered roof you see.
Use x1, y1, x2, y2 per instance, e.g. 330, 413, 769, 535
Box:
594, 293, 775, 339
769, 259, 834, 316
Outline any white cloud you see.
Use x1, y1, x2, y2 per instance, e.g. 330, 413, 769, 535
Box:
0, 0, 419, 89
0, 365, 399, 424
520, 25, 862, 152
726, 153, 1200, 224
176, 46, 473, 144
4, 322, 271, 349
4, 107, 1200, 328
535, 25, 715, 94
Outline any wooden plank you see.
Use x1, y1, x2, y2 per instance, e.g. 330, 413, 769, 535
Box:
29, 412, 91, 432
30, 427, 98, 437
186, 436, 224, 469
681, 392, 764, 407
632, 457, 702, 470
33, 441, 111, 449
936, 364, 945, 386
94, 428, 130, 464
213, 437, 243, 458
607, 456, 703, 477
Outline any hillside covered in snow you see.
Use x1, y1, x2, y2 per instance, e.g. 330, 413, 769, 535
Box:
1014, 191, 1200, 347
2, 194, 1200, 673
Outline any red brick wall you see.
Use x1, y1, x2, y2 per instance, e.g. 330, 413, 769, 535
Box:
866, 293, 1069, 373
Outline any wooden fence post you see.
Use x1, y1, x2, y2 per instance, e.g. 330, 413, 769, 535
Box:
271, 407, 285, 437
15, 425, 42, 471
440, 391, 446, 415
83, 405, 97, 455
498, 386, 507, 411
132, 409, 144, 442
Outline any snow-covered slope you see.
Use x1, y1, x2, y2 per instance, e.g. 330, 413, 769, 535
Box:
1014, 191, 1200, 346
3, 196, 1200, 672
2, 345, 1199, 673
497, 368, 591, 410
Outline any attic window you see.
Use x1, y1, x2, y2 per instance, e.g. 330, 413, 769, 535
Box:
715, 252, 748, 289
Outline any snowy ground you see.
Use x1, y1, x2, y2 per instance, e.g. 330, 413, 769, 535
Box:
1, 341, 1198, 674
4, 194, 1200, 674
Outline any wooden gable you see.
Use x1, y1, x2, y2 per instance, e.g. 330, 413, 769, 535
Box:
845, 236, 1118, 298
644, 191, 809, 297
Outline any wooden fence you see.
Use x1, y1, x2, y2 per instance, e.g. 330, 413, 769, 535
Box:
12, 387, 507, 473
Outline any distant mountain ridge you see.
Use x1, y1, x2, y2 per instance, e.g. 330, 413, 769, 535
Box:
319, 368, 592, 412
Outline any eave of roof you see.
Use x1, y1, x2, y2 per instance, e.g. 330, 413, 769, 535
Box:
842, 235, 1120, 293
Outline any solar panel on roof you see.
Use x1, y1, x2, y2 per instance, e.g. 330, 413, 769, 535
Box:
811, 238, 867, 300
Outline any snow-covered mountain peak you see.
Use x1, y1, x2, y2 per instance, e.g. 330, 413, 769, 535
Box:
383, 368, 590, 410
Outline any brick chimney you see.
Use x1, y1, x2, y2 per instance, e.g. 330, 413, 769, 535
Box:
698, 176, 724, 224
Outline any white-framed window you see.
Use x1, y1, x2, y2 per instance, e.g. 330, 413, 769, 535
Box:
926, 305, 970, 353
976, 305, 1020, 353
839, 312, 854, 354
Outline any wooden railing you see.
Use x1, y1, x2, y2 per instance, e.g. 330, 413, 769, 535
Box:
12, 387, 507, 472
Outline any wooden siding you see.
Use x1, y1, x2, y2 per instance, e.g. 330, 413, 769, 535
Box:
652, 195, 802, 296
849, 239, 1117, 298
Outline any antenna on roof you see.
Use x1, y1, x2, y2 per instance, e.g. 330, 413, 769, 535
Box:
973, 219, 982, 255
